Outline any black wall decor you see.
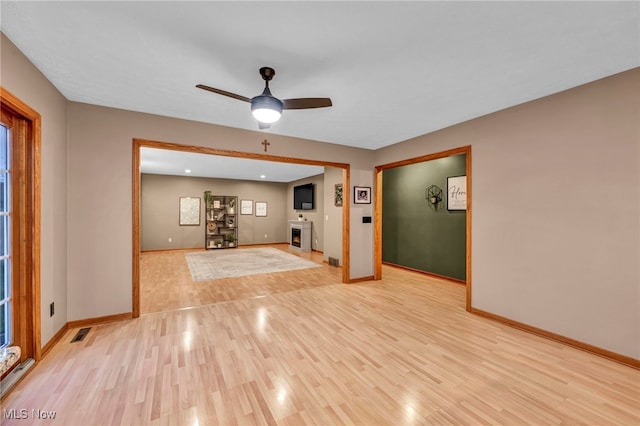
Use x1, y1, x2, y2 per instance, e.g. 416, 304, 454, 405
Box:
426, 184, 443, 205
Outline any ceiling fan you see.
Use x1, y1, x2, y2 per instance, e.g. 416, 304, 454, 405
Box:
196, 67, 332, 129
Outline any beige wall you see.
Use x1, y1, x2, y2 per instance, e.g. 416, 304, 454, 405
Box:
322, 167, 344, 264
0, 33, 69, 345
350, 168, 375, 278
143, 170, 343, 256
375, 68, 640, 359
141, 174, 289, 250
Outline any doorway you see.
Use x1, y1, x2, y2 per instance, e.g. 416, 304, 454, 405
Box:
132, 138, 351, 317
0, 88, 41, 365
374, 145, 472, 309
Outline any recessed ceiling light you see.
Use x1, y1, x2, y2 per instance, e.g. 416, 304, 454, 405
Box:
260, 175, 266, 179
185, 169, 192, 173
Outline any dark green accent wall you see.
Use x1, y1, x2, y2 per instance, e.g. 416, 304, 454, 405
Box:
382, 154, 466, 280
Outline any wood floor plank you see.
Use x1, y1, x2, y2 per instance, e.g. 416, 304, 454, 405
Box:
2, 246, 639, 425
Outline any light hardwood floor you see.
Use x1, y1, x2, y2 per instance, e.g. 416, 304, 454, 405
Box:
140, 244, 339, 314
2, 246, 639, 425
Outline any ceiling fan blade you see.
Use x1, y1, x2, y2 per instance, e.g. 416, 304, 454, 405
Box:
258, 122, 271, 130
282, 98, 333, 110
196, 84, 251, 103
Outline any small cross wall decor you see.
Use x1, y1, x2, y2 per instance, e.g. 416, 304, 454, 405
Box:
261, 139, 270, 152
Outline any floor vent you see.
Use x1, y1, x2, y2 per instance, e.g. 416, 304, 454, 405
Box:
328, 257, 339, 267
71, 327, 91, 343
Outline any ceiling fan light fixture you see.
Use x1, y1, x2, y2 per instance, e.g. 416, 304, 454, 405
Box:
197, 66, 331, 129
251, 95, 283, 124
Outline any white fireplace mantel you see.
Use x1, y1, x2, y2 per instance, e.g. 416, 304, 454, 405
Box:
288, 220, 312, 252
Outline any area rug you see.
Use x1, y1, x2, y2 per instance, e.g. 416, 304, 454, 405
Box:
185, 247, 321, 281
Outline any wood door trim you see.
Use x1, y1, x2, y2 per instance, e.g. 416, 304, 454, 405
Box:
373, 145, 472, 310
133, 139, 350, 169
0, 87, 42, 361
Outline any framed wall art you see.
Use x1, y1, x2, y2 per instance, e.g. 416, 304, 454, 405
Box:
240, 199, 253, 215
447, 175, 467, 211
354, 186, 371, 204
255, 201, 268, 217
334, 184, 343, 207
179, 197, 201, 225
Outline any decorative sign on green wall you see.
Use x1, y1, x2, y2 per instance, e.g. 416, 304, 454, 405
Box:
447, 176, 467, 211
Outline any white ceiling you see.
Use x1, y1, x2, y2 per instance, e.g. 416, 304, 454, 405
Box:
1, 1, 638, 180
141, 147, 324, 182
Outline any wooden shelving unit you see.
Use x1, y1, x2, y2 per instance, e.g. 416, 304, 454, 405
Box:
205, 194, 238, 249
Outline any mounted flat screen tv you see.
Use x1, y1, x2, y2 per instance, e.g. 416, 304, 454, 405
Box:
293, 183, 314, 210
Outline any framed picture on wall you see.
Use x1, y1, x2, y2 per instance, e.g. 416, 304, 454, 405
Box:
179, 197, 200, 225
334, 184, 343, 207
354, 186, 371, 204
447, 175, 467, 211
240, 199, 253, 215
255, 201, 267, 217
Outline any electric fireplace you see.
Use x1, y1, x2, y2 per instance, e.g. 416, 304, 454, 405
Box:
288, 220, 312, 252
291, 228, 302, 248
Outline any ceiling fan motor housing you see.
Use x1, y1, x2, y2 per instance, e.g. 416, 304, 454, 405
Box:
251, 89, 283, 124
251, 69, 282, 123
